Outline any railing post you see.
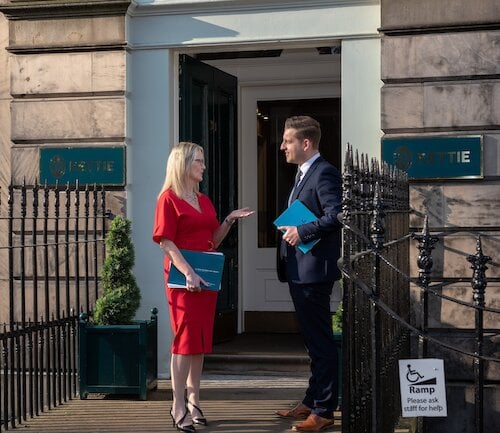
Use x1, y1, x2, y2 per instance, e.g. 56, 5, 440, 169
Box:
84, 184, 90, 314
370, 180, 384, 433
341, 144, 354, 433
2, 325, 8, 431
411, 215, 438, 359
31, 182, 39, 418
74, 181, 81, 315
467, 236, 491, 433
7, 186, 15, 429
411, 215, 438, 433
7, 185, 14, 328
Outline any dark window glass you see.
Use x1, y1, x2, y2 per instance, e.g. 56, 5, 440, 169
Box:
257, 98, 341, 248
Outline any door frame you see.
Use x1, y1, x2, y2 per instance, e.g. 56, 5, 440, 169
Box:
128, 4, 381, 373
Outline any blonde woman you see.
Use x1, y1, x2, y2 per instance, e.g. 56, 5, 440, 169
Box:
153, 142, 253, 432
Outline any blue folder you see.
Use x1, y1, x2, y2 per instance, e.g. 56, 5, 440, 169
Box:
168, 249, 225, 291
273, 199, 320, 254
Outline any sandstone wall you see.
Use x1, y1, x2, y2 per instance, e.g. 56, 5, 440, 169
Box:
0, 0, 130, 323
381, 1, 499, 431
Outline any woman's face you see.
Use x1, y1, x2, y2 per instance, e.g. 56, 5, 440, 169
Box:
188, 149, 206, 183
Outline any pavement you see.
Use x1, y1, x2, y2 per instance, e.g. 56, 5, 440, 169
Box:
17, 334, 410, 433
19, 375, 342, 433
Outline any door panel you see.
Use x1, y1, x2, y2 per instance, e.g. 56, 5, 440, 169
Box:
179, 54, 238, 342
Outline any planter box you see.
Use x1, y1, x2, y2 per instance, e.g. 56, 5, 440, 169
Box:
78, 309, 158, 400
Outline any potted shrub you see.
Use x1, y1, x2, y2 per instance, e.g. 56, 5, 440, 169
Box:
78, 215, 158, 400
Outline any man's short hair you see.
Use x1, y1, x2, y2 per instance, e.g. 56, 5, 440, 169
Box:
284, 116, 321, 148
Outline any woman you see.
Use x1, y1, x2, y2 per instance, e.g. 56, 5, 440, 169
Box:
152, 142, 254, 432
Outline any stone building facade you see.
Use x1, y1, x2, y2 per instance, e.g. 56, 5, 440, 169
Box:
0, 1, 498, 429
0, 0, 129, 323
380, 1, 499, 431
0, 0, 128, 199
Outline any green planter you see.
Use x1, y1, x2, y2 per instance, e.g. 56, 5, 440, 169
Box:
78, 309, 158, 400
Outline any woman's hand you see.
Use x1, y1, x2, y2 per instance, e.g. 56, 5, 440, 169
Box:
213, 207, 255, 248
225, 207, 255, 225
185, 271, 208, 293
160, 238, 207, 292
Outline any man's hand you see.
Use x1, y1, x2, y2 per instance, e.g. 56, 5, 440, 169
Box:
277, 225, 302, 247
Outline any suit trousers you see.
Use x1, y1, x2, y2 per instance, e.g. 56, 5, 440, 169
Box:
289, 281, 338, 419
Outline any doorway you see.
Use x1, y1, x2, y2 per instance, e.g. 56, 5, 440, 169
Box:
241, 84, 341, 333
179, 49, 342, 335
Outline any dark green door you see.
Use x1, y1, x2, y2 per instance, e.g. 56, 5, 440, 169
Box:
179, 54, 238, 342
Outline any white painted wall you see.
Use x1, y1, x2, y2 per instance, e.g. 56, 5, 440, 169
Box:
341, 38, 382, 158
126, 45, 176, 378
129, 0, 380, 47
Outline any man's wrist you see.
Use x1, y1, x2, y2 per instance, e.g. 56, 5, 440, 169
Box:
225, 217, 235, 225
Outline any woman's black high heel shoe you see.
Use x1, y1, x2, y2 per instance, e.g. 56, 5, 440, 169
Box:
170, 408, 196, 433
186, 401, 208, 426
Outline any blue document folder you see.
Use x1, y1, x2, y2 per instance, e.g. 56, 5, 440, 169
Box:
168, 250, 225, 291
273, 199, 320, 254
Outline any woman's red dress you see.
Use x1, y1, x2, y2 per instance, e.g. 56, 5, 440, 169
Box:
153, 189, 220, 355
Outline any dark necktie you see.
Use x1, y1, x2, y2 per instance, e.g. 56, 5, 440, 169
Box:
288, 168, 302, 206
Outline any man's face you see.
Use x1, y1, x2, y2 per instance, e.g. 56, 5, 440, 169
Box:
280, 128, 306, 165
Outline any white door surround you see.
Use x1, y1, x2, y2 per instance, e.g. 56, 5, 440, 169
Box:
127, 1, 381, 375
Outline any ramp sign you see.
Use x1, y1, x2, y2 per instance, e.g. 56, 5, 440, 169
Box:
399, 359, 447, 417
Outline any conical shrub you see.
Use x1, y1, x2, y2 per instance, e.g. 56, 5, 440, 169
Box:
94, 215, 141, 325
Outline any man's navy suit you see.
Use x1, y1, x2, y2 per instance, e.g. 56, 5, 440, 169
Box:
277, 155, 342, 418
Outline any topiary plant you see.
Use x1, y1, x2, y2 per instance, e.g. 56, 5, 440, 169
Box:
93, 215, 141, 325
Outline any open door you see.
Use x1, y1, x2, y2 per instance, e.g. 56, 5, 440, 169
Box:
179, 54, 238, 342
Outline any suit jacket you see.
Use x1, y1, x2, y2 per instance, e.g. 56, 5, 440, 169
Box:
277, 156, 342, 284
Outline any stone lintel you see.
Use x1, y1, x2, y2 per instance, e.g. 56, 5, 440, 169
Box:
0, 1, 131, 20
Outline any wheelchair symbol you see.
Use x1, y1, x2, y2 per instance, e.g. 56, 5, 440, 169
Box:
406, 364, 424, 383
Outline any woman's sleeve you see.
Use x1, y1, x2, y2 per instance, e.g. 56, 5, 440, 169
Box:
152, 193, 178, 244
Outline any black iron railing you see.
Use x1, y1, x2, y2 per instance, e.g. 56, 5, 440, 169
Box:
0, 182, 108, 431
340, 145, 499, 433
411, 223, 498, 433
341, 145, 411, 433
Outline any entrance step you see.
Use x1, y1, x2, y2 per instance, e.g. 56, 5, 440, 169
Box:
205, 332, 310, 375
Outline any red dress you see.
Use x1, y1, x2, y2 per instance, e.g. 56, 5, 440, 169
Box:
152, 189, 220, 355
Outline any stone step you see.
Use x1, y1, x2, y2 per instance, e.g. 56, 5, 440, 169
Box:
204, 352, 310, 375
206, 332, 310, 375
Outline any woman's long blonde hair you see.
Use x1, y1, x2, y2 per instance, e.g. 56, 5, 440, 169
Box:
158, 142, 204, 198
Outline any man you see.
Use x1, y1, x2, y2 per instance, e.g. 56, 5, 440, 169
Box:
275, 116, 342, 432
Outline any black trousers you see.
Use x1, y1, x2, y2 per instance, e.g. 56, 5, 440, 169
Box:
289, 281, 338, 419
